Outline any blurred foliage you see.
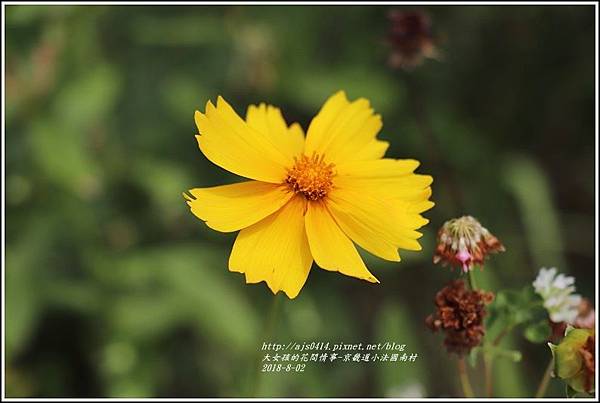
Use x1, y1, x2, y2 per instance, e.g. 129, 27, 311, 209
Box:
5, 4, 595, 398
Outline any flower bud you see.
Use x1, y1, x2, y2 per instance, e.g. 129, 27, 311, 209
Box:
548, 326, 595, 394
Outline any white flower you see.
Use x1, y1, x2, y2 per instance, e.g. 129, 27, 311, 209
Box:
385, 382, 425, 398
533, 267, 581, 324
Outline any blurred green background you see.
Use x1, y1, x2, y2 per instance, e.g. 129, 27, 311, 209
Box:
5, 5, 595, 398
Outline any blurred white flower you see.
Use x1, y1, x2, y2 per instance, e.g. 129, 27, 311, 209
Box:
533, 267, 581, 323
385, 382, 425, 398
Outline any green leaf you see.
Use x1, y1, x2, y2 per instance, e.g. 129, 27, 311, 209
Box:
489, 285, 547, 329
480, 345, 522, 362
524, 320, 551, 343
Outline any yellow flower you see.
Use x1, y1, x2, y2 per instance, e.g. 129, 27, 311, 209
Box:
184, 91, 434, 299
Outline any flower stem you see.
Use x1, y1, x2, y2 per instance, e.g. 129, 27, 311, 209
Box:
468, 269, 488, 396
484, 323, 515, 397
468, 268, 478, 291
250, 293, 282, 397
492, 325, 512, 346
535, 358, 554, 398
457, 357, 475, 398
484, 353, 493, 397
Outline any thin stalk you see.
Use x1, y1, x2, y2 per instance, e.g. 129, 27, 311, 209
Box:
457, 357, 475, 398
484, 353, 493, 397
250, 293, 282, 397
483, 323, 516, 398
492, 325, 513, 346
468, 268, 494, 396
535, 358, 554, 398
467, 269, 478, 291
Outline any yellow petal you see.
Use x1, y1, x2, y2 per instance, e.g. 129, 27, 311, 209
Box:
330, 158, 434, 253
327, 187, 425, 261
334, 157, 434, 203
335, 175, 433, 202
304, 91, 384, 164
194, 96, 293, 183
229, 196, 313, 299
246, 103, 305, 158
336, 158, 421, 177
353, 139, 389, 160
326, 196, 402, 261
325, 111, 383, 163
305, 201, 378, 283
409, 200, 435, 214
288, 123, 306, 156
304, 91, 348, 156
386, 199, 431, 228
184, 181, 293, 233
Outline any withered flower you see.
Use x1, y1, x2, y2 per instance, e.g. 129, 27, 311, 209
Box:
433, 216, 505, 272
426, 279, 494, 355
387, 10, 437, 70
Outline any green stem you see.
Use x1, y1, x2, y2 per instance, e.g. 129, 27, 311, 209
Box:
535, 358, 554, 398
468, 268, 489, 395
468, 268, 478, 290
483, 322, 515, 398
457, 357, 475, 398
484, 353, 493, 397
250, 293, 282, 397
263, 293, 282, 342
492, 324, 513, 346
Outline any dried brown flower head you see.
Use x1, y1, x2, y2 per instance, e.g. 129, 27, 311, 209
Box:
433, 215, 505, 272
425, 279, 494, 355
387, 10, 437, 69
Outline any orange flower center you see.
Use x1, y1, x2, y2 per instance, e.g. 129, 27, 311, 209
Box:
285, 154, 335, 201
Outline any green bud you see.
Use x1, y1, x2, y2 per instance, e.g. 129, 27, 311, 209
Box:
548, 327, 594, 394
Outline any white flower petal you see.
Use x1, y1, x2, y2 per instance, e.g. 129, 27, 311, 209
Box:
533, 267, 581, 325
